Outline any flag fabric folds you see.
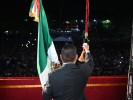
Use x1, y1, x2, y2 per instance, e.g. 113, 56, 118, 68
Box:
29, 0, 59, 88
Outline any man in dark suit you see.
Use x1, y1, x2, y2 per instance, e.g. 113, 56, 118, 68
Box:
43, 43, 94, 100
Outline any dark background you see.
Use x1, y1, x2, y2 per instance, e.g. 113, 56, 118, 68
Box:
0, 0, 132, 26
0, 0, 132, 76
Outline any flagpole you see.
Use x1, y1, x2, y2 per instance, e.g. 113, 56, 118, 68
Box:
126, 20, 133, 100
85, 0, 89, 40
78, 0, 89, 62
84, 0, 90, 44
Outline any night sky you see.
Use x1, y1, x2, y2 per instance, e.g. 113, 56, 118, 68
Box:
0, 0, 132, 27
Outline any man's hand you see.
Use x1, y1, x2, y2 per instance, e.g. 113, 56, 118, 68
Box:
78, 43, 90, 62
82, 43, 90, 53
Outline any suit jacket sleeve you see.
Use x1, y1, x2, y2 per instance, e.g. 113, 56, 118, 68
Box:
80, 52, 95, 76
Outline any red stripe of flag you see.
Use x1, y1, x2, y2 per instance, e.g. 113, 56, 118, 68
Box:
34, 0, 40, 18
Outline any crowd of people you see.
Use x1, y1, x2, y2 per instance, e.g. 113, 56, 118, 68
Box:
90, 39, 130, 75
0, 31, 130, 77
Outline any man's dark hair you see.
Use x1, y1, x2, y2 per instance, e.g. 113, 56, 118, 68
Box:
61, 44, 77, 63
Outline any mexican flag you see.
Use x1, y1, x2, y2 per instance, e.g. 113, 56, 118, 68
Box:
29, 0, 59, 88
